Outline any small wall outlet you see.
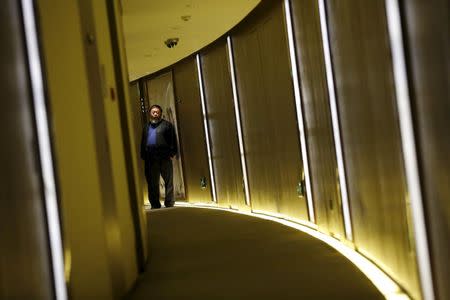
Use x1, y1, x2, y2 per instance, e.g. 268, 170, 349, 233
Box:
200, 176, 207, 190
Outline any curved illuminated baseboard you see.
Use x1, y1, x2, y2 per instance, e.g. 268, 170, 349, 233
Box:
167, 201, 411, 300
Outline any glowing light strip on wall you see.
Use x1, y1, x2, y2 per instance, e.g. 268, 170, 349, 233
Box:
317, 0, 353, 241
174, 201, 410, 300
252, 209, 318, 230
196, 54, 217, 203
283, 0, 315, 223
21, 1, 68, 299
385, 1, 434, 299
226, 36, 251, 206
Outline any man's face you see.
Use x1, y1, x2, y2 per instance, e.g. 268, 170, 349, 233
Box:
150, 107, 162, 122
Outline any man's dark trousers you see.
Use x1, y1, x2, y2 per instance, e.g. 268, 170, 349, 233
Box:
145, 156, 174, 208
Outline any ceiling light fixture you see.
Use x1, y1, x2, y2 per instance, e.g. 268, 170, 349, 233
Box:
164, 38, 179, 48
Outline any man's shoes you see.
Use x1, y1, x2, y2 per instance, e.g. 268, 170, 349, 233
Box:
164, 202, 174, 208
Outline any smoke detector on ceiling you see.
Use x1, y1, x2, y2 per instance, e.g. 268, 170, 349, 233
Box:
164, 38, 179, 48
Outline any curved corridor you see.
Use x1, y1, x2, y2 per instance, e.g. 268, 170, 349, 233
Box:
127, 207, 383, 300
3, 0, 448, 299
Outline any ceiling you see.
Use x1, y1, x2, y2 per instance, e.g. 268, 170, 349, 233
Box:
121, 0, 261, 81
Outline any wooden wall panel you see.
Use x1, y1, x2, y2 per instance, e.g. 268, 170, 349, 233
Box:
172, 58, 212, 202
232, 1, 308, 220
291, 0, 344, 237
326, 0, 420, 297
200, 42, 246, 209
402, 1, 450, 299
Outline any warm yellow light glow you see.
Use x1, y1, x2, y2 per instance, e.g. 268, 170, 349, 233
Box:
64, 248, 72, 284
251, 209, 317, 230
172, 202, 410, 300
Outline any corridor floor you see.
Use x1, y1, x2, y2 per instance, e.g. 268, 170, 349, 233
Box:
126, 206, 384, 300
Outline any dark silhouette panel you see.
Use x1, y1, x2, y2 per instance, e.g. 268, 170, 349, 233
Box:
403, 1, 450, 299
0, 1, 54, 298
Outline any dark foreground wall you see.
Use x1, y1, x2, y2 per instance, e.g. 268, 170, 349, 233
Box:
402, 1, 450, 299
1, 1, 54, 298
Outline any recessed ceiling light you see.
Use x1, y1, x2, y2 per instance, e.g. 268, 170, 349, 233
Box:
164, 38, 179, 48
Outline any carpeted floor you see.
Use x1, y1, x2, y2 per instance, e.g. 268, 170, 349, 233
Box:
126, 207, 384, 300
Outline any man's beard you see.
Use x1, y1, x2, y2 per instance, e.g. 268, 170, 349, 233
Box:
150, 117, 161, 124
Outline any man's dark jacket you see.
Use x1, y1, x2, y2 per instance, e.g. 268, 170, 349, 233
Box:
140, 119, 178, 160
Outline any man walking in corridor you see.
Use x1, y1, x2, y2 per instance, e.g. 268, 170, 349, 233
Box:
140, 104, 178, 209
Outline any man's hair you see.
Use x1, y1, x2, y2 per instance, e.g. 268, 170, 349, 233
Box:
149, 104, 163, 113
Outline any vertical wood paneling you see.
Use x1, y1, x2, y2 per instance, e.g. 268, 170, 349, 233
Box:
201, 41, 246, 209
291, 0, 344, 237
232, 1, 308, 220
326, 0, 420, 297
173, 58, 212, 202
402, 1, 450, 299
